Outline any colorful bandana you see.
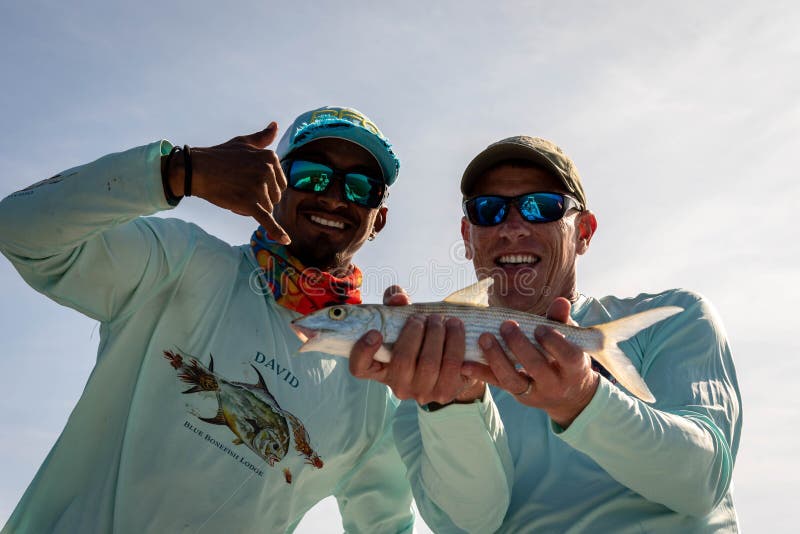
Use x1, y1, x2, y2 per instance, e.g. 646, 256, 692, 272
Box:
250, 227, 363, 315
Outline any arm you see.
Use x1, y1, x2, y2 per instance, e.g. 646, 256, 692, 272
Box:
473, 293, 740, 517
555, 295, 740, 516
333, 401, 415, 534
393, 391, 513, 534
0, 141, 187, 321
0, 125, 287, 321
349, 287, 513, 533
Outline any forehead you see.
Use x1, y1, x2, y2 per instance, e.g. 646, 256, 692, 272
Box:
290, 138, 381, 174
471, 163, 566, 197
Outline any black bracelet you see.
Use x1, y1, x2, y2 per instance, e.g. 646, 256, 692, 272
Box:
421, 395, 482, 412
162, 145, 182, 206
183, 144, 193, 197
421, 401, 456, 412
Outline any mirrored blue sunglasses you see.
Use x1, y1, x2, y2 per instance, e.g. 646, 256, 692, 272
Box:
463, 192, 583, 226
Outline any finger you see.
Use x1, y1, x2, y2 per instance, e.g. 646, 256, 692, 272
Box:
383, 285, 411, 306
251, 205, 290, 245
534, 325, 587, 374
255, 188, 274, 215
500, 321, 552, 374
264, 164, 283, 206
454, 379, 486, 403
461, 361, 500, 388
266, 149, 288, 191
431, 317, 467, 403
239, 122, 279, 149
413, 315, 447, 400
384, 315, 426, 397
546, 297, 575, 325
349, 330, 388, 379
478, 332, 531, 395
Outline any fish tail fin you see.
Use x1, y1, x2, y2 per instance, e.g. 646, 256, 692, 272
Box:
592, 306, 682, 403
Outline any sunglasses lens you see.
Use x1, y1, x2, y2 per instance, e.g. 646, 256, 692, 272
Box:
466, 196, 509, 226
465, 193, 574, 226
344, 173, 384, 208
287, 160, 384, 208
288, 161, 332, 193
518, 193, 566, 222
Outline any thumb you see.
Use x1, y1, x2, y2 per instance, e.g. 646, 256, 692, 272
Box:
349, 330, 386, 378
240, 121, 279, 149
546, 297, 575, 325
383, 285, 411, 306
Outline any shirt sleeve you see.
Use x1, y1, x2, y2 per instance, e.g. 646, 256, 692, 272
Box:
556, 293, 741, 517
392, 388, 514, 534
0, 142, 198, 323
333, 393, 415, 533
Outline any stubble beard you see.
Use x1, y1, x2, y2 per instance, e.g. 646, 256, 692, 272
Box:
289, 237, 353, 276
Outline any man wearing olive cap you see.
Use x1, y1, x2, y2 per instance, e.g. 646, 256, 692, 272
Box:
351, 135, 741, 532
0, 107, 414, 533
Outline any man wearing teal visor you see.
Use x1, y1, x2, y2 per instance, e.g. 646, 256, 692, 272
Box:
0, 107, 414, 533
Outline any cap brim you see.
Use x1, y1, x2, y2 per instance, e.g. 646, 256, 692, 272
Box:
461, 142, 564, 196
280, 121, 399, 186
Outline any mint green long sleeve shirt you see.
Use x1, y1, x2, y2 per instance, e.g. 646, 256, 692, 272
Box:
0, 142, 414, 533
395, 290, 741, 533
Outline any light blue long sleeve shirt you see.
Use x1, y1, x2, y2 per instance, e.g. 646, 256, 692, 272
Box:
0, 142, 414, 533
395, 289, 742, 533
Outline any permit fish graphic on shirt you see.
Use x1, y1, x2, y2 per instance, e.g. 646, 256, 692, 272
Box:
163, 350, 323, 482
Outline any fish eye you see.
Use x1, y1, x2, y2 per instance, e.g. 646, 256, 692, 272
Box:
328, 307, 346, 321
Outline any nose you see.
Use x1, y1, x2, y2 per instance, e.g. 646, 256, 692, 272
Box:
318, 176, 348, 209
497, 206, 532, 241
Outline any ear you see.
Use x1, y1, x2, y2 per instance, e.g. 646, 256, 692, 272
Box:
460, 216, 474, 260
371, 206, 388, 235
575, 210, 597, 255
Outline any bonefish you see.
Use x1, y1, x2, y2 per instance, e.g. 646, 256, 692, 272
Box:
291, 279, 682, 403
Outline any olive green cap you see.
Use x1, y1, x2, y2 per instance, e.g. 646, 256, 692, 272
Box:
461, 135, 587, 207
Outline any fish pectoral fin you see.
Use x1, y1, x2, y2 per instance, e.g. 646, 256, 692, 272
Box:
443, 278, 492, 307
199, 409, 227, 425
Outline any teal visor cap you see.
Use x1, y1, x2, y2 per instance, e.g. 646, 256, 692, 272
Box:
276, 106, 400, 186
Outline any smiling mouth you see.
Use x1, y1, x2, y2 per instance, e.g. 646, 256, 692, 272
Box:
308, 214, 346, 230
495, 254, 540, 267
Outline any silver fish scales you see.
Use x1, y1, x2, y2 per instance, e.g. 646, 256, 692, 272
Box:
292, 280, 682, 403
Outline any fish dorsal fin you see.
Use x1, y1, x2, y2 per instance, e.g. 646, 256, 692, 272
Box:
249, 365, 281, 407
443, 278, 493, 307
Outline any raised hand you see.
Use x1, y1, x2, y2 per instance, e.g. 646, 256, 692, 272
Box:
165, 122, 290, 244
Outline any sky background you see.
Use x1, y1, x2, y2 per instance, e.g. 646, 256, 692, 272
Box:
1, 0, 798, 531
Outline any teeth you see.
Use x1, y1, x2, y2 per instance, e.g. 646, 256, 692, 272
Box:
310, 215, 345, 229
498, 254, 536, 264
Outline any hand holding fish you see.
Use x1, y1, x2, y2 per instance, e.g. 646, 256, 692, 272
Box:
463, 297, 600, 428
293, 280, 681, 408
349, 287, 486, 406
163, 122, 290, 244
